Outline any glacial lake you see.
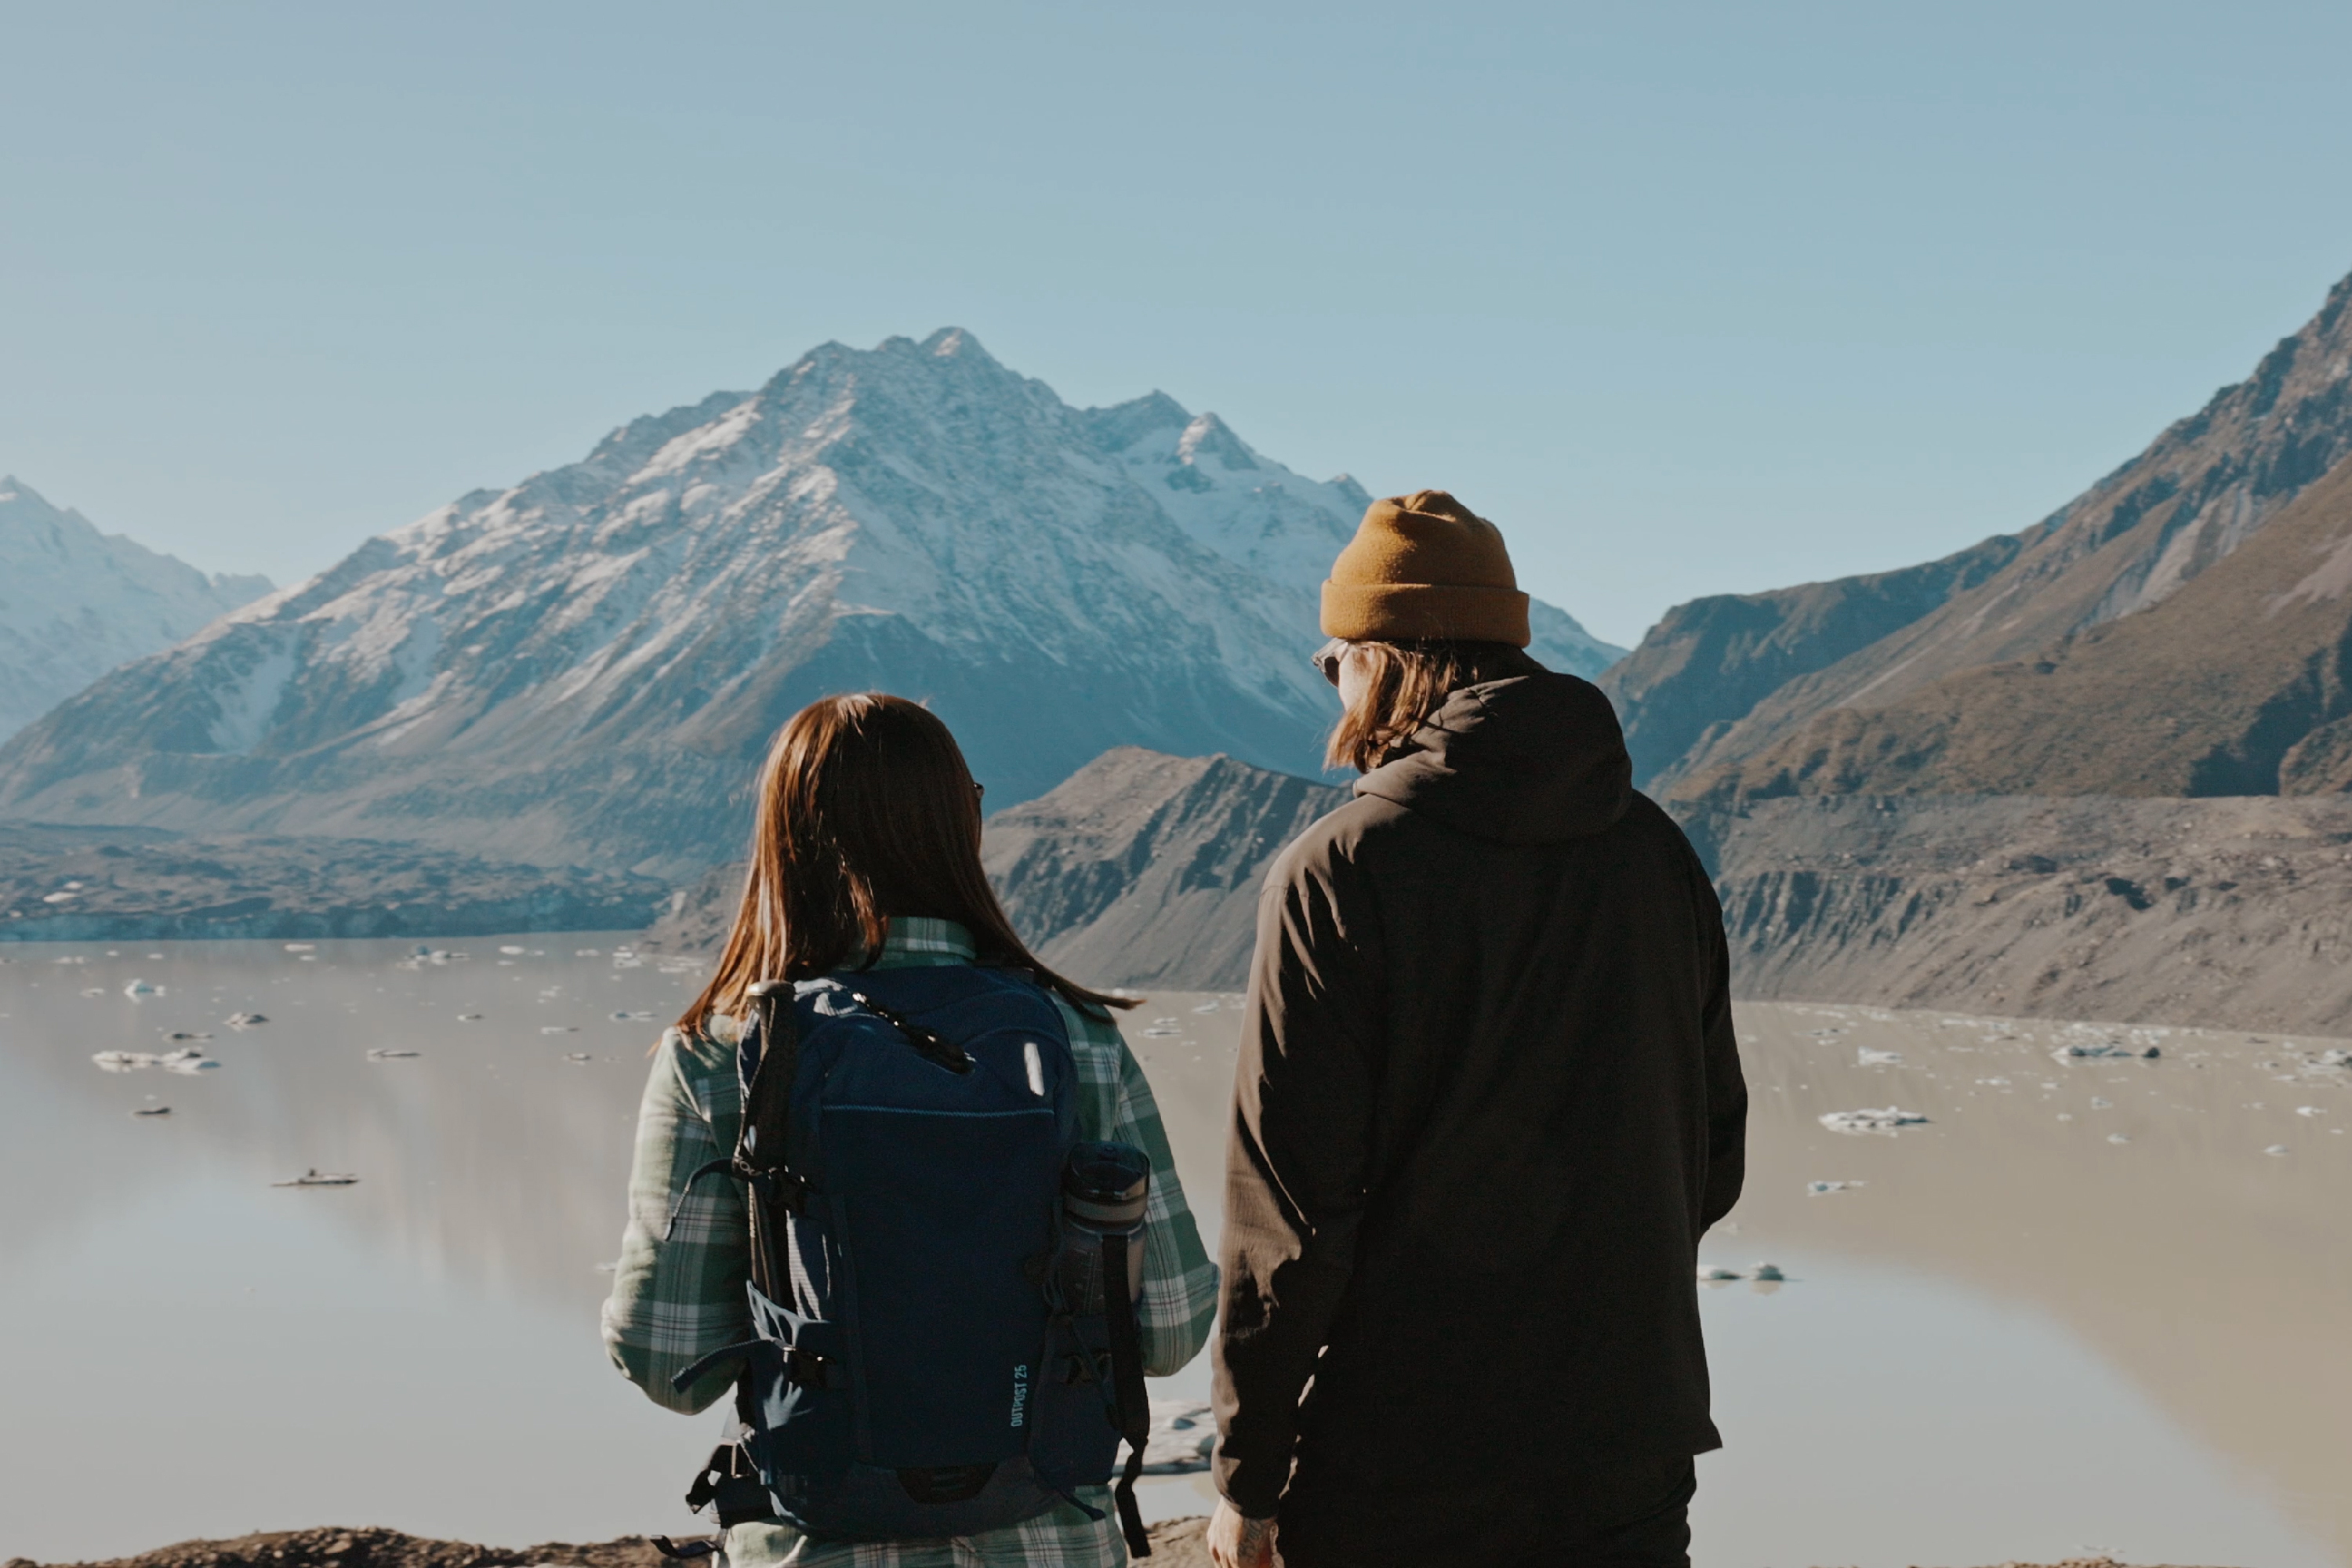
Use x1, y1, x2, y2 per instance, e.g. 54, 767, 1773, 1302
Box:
2, 937, 2347, 1566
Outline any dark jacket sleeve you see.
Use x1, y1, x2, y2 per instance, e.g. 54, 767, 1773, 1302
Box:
1693, 854, 1748, 1232
1211, 837, 1385, 1519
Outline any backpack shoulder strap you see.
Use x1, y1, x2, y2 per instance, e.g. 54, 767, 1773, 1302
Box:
736, 979, 804, 1296
658, 979, 807, 1283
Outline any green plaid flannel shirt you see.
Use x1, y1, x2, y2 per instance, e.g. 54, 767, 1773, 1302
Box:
602, 918, 1218, 1566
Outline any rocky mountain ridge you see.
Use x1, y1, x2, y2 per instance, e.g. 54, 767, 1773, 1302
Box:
0, 477, 271, 742
1678, 448, 2352, 804
0, 332, 1615, 878
1609, 267, 2352, 794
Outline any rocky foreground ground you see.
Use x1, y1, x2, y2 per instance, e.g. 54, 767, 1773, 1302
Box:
2, 1523, 2231, 1568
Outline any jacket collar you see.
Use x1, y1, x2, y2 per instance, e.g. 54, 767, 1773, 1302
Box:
1354, 671, 1634, 846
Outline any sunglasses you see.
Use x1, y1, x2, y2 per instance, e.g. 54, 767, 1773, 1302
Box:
1311, 637, 1350, 687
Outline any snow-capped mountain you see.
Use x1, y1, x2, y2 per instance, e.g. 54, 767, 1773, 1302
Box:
0, 332, 1621, 876
0, 478, 271, 742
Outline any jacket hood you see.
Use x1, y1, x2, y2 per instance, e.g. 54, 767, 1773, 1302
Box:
1354, 672, 1633, 845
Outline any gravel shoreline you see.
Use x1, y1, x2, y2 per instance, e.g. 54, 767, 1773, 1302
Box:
2, 1522, 2232, 1568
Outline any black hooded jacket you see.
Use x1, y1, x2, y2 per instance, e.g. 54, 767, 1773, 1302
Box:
1210, 672, 1746, 1565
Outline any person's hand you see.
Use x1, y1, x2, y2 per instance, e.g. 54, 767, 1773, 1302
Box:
1207, 1498, 1278, 1568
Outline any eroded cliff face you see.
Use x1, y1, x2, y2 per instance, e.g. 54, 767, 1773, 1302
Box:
657, 748, 2352, 1036
1694, 794, 2352, 1034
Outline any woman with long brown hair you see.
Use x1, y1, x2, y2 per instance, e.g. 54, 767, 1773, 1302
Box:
604, 693, 1216, 1567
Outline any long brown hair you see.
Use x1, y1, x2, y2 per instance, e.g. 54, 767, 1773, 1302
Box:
1326, 640, 1542, 772
677, 693, 1134, 1034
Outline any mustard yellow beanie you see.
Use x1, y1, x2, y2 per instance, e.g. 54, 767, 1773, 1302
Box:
1319, 489, 1530, 647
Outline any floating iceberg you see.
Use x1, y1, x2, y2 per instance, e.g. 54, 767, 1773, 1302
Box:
93, 1047, 217, 1074
1818, 1107, 1929, 1135
2053, 1041, 2160, 1062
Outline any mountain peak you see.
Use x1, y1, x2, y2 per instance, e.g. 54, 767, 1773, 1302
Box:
1076, 392, 1193, 454
920, 325, 992, 361
1176, 412, 1258, 474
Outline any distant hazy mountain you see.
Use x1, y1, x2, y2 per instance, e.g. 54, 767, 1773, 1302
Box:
0, 477, 271, 742
0, 332, 1617, 876
1607, 267, 2352, 794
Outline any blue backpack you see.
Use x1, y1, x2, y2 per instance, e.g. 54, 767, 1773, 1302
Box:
662, 965, 1154, 1556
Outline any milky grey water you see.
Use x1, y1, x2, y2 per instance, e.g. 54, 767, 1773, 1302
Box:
2, 939, 2346, 1565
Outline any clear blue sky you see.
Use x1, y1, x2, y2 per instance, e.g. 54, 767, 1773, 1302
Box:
6, 1, 2351, 648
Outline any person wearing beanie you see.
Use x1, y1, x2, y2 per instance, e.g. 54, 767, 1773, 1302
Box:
1206, 492, 1747, 1568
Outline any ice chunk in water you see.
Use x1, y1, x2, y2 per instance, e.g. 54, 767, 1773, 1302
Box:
1819, 1107, 1929, 1135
